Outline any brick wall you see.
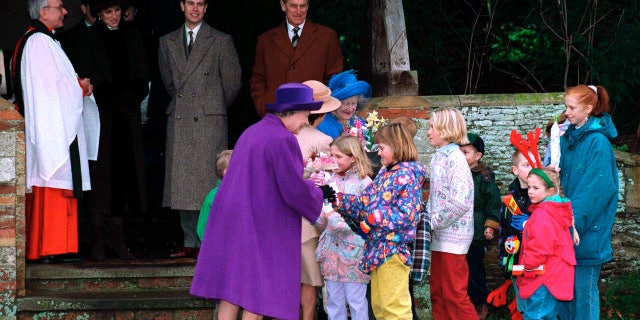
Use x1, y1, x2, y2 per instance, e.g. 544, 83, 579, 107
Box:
0, 106, 25, 317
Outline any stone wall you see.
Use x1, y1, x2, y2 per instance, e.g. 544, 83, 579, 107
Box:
361, 92, 640, 302
0, 106, 25, 318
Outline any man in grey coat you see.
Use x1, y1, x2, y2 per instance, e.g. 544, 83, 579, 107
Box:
158, 0, 241, 259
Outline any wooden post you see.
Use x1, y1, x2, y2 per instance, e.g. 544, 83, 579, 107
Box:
360, 0, 419, 97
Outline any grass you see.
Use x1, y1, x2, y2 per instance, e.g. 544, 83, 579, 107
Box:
485, 273, 640, 320
600, 273, 640, 319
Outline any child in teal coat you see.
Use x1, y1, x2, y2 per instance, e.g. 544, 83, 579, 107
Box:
196, 150, 232, 241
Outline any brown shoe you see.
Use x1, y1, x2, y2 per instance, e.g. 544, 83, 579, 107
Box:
474, 303, 489, 320
169, 247, 197, 258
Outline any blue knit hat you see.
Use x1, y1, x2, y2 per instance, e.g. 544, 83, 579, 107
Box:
328, 70, 372, 101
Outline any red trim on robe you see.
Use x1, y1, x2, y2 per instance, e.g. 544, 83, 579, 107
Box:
25, 186, 78, 260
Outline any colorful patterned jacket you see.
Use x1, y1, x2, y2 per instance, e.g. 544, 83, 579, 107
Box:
336, 161, 427, 273
316, 168, 372, 283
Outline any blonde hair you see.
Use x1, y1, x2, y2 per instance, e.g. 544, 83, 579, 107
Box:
216, 150, 233, 178
511, 150, 523, 166
429, 107, 468, 145
374, 123, 418, 162
388, 116, 418, 138
529, 167, 564, 197
330, 135, 373, 179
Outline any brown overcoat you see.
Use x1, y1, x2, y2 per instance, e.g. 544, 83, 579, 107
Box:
158, 22, 241, 210
250, 20, 343, 117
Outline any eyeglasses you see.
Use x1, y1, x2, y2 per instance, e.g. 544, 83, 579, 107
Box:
44, 5, 66, 11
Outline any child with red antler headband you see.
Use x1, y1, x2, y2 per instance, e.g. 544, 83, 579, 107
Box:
490, 128, 579, 320
490, 130, 537, 320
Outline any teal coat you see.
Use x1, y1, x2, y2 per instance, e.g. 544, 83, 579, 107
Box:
559, 112, 618, 265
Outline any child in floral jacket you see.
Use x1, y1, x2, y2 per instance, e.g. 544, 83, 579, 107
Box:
315, 135, 373, 320
332, 123, 426, 319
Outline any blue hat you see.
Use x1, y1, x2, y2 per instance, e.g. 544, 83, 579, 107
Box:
328, 70, 372, 101
265, 83, 323, 113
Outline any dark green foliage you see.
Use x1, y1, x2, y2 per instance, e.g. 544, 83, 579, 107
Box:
311, 1, 366, 69
310, 0, 640, 134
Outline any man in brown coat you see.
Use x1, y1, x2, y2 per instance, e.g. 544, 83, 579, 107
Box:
250, 0, 343, 117
158, 0, 241, 259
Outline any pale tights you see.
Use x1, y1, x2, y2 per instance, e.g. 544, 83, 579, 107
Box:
217, 300, 263, 320
301, 283, 318, 320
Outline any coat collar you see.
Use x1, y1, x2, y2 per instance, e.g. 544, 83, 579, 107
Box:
167, 22, 216, 90
270, 20, 320, 64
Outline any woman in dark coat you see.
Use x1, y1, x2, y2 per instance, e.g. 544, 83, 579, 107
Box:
86, 0, 149, 261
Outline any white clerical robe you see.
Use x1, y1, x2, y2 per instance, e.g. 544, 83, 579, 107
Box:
20, 33, 97, 192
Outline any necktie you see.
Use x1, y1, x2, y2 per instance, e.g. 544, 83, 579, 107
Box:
292, 27, 299, 48
188, 30, 194, 55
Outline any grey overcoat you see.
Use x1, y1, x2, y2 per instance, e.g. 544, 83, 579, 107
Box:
158, 22, 241, 210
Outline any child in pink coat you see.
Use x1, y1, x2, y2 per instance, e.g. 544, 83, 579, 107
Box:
515, 167, 577, 319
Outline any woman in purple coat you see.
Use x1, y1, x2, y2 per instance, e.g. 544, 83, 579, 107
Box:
190, 83, 334, 320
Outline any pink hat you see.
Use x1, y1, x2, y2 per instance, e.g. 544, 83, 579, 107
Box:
302, 80, 341, 114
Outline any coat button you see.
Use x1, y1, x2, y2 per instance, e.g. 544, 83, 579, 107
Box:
194, 117, 199, 122
178, 94, 183, 98
177, 116, 182, 120
204, 72, 210, 75
191, 93, 196, 97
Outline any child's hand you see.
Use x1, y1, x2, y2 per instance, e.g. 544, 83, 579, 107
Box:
354, 214, 377, 240
511, 214, 529, 231
484, 227, 495, 240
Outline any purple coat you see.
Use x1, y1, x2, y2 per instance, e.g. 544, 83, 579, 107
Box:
190, 114, 324, 319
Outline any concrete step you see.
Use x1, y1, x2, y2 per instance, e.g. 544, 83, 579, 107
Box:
18, 289, 215, 311
25, 259, 196, 293
16, 289, 216, 319
18, 259, 217, 319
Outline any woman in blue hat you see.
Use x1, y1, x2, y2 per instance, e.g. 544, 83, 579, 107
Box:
318, 70, 373, 140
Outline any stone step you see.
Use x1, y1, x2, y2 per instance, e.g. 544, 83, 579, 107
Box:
18, 259, 217, 319
16, 289, 216, 319
25, 260, 196, 293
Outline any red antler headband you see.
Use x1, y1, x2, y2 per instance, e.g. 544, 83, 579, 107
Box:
510, 128, 542, 168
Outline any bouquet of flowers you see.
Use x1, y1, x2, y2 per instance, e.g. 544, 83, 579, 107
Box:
303, 149, 338, 178
345, 110, 387, 152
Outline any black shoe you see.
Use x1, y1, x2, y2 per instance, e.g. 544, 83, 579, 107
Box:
169, 247, 197, 258
53, 253, 85, 264
29, 255, 56, 264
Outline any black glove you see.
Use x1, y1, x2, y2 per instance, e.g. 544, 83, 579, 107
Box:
319, 185, 336, 203
340, 212, 361, 234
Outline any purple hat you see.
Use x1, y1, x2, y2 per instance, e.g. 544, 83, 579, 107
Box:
265, 83, 323, 113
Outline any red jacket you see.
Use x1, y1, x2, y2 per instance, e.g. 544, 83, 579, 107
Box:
516, 195, 576, 301
250, 20, 343, 117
